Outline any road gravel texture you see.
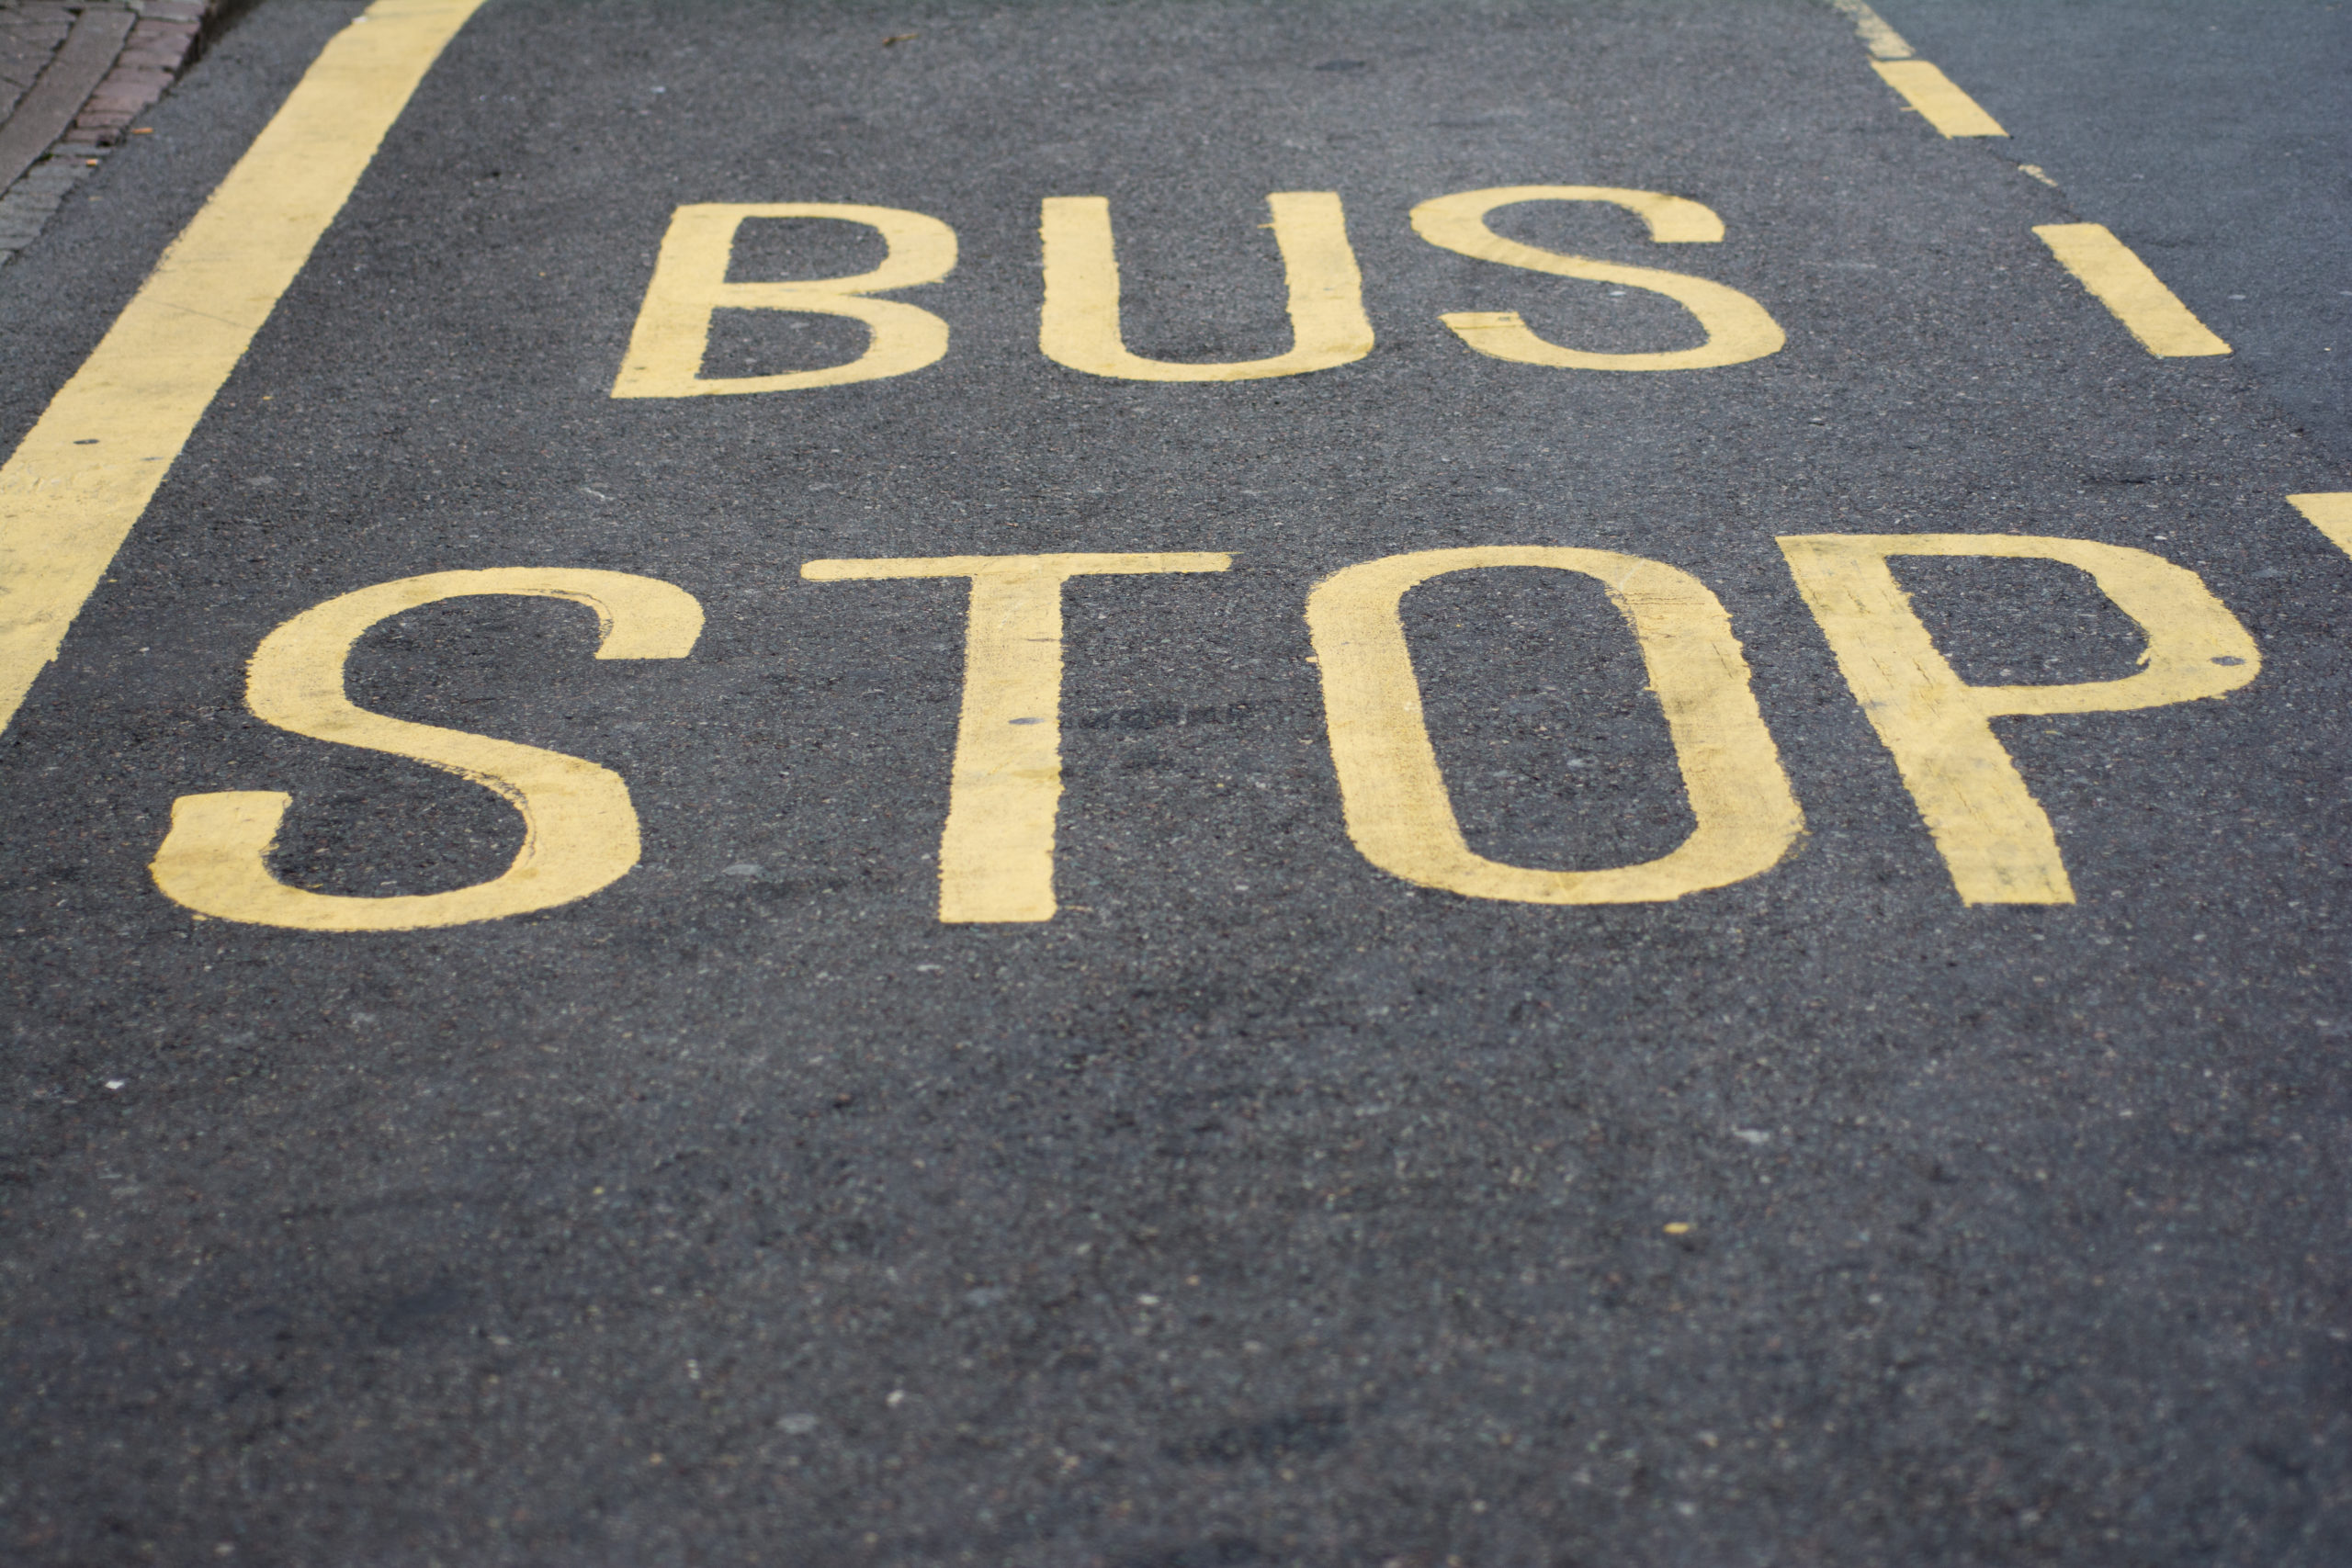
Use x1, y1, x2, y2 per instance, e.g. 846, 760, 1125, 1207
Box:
1, 1, 2347, 1564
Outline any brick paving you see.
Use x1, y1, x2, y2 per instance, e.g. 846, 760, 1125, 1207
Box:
0, 0, 211, 266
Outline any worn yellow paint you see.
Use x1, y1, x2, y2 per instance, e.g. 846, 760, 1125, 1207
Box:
151, 570, 702, 931
1828, 0, 1915, 60
2033, 223, 2231, 357
803, 553, 1230, 921
1409, 186, 1785, 371
1038, 193, 1372, 381
0, 0, 490, 737
612, 203, 957, 397
1779, 534, 2257, 905
1871, 59, 2007, 137
2289, 492, 2352, 556
1305, 547, 1802, 903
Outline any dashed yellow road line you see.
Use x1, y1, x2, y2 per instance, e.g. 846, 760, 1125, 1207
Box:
0, 0, 492, 736
1825, 4, 2234, 359
1826, 0, 1915, 61
1826, 1, 2007, 137
1871, 60, 2007, 137
2033, 223, 2231, 356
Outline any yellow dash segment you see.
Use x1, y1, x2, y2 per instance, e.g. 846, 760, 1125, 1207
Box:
1828, 0, 1915, 61
2032, 223, 2231, 357
1871, 60, 2007, 137
2289, 493, 2352, 556
0, 0, 492, 735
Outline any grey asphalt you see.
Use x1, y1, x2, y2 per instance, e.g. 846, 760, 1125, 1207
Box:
1873, 0, 2352, 463
3, 2, 2349, 1564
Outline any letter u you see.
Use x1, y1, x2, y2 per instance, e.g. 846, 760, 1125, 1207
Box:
1038, 193, 1374, 381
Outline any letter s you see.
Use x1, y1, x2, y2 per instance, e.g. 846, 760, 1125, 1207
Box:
151, 569, 701, 931
1411, 185, 1785, 370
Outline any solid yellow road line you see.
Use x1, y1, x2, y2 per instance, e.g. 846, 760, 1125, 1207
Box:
0, 0, 491, 735
2033, 222, 2231, 356
2289, 492, 2352, 555
1871, 60, 2007, 137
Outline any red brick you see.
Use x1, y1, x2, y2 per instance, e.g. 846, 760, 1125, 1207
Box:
127, 19, 198, 45
78, 91, 161, 119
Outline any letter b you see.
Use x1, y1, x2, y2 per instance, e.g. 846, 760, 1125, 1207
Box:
613, 203, 956, 398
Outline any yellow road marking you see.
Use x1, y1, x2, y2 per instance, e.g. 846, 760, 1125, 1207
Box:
1409, 186, 1784, 372
803, 553, 1230, 922
612, 203, 957, 398
1871, 60, 2007, 137
1039, 194, 1372, 382
2034, 223, 2230, 356
2289, 492, 2352, 555
1827, 0, 1914, 61
0, 0, 491, 737
1779, 534, 2258, 905
151, 570, 702, 931
1306, 547, 1802, 904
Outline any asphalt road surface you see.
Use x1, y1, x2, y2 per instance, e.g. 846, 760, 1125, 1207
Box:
3, 2, 2348, 1563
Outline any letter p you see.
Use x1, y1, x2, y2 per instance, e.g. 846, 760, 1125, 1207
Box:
1778, 533, 2258, 904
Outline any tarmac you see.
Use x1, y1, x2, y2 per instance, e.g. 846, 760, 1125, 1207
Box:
1, 2, 2347, 1562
